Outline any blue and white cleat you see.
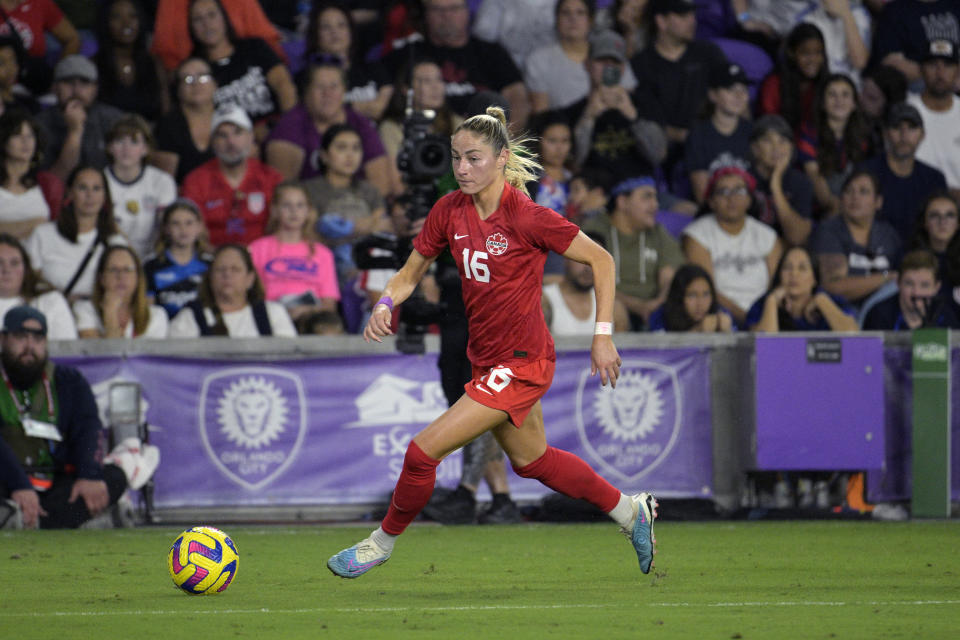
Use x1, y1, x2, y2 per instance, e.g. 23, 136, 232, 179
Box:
327, 537, 391, 579
622, 492, 657, 574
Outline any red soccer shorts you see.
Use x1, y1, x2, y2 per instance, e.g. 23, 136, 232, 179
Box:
464, 359, 555, 427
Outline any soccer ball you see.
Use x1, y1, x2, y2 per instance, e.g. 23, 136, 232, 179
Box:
167, 526, 239, 595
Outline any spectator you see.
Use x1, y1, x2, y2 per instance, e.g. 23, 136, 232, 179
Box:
798, 73, 874, 216
682, 167, 782, 326
860, 102, 947, 245
870, 0, 960, 85
0, 305, 127, 529
862, 248, 960, 329
907, 39, 960, 198
34, 55, 125, 182
73, 245, 168, 338
526, 0, 638, 114
0, 0, 80, 95
168, 243, 296, 337
264, 62, 391, 196
150, 57, 217, 184
597, 0, 650, 59
729, 0, 808, 52
810, 169, 902, 305
0, 36, 38, 114
187, 0, 296, 140
565, 166, 611, 223
583, 176, 685, 329
143, 198, 212, 319
747, 114, 815, 247
0, 233, 76, 339
859, 63, 908, 128
303, 1, 394, 122
796, 0, 871, 84
758, 22, 828, 135
93, 0, 168, 123
911, 189, 959, 277
24, 166, 127, 300
471, 0, 557, 69
296, 308, 345, 336
646, 263, 734, 332
565, 29, 666, 184
248, 182, 340, 325
747, 245, 858, 331
0, 109, 52, 240
542, 242, 630, 335
384, 0, 531, 127
180, 105, 284, 247
685, 62, 752, 204
530, 116, 575, 215
104, 115, 177, 260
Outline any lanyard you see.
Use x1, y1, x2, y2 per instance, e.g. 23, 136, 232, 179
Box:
1, 366, 53, 417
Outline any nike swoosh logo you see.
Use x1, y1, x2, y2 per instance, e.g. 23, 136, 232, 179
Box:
475, 384, 493, 395
454, 233, 468, 240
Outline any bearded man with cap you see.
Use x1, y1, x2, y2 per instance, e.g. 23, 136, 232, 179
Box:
0, 306, 126, 529
180, 105, 284, 246
907, 39, 960, 198
34, 54, 125, 181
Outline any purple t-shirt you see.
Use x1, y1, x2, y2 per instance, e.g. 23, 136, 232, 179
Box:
266, 104, 386, 180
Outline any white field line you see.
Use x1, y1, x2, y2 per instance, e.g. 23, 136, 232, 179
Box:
2, 600, 959, 618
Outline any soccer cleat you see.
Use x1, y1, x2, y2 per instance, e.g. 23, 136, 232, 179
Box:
621, 492, 658, 574
327, 537, 391, 579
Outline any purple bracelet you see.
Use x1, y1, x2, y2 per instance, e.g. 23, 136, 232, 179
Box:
375, 296, 394, 312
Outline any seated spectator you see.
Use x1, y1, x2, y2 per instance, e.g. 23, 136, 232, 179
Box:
150, 57, 217, 184
646, 263, 734, 332
583, 176, 685, 329
471, 0, 557, 70
35, 55, 125, 182
565, 166, 611, 224
0, 306, 127, 529
911, 190, 959, 278
526, 0, 638, 114
596, 0, 649, 59
73, 245, 168, 338
530, 116, 575, 215
187, 0, 296, 140
0, 36, 38, 114
859, 63, 908, 139
264, 62, 391, 196
798, 73, 874, 217
303, 1, 394, 122
795, 0, 871, 85
93, 0, 168, 123
144, 199, 212, 320
24, 166, 127, 300
180, 105, 284, 247
0, 110, 51, 240
686, 63, 752, 204
248, 182, 340, 326
870, 0, 960, 85
757, 22, 828, 136
747, 114, 814, 247
862, 249, 960, 329
296, 308, 345, 335
810, 169, 901, 306
860, 102, 947, 246
747, 245, 858, 331
682, 167, 782, 326
907, 39, 960, 199
168, 244, 296, 337
104, 115, 177, 259
0, 0, 80, 95
0, 233, 77, 339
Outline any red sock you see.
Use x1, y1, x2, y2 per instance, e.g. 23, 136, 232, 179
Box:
381, 441, 441, 535
514, 447, 620, 512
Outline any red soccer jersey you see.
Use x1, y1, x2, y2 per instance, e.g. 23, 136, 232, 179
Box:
0, 0, 63, 57
413, 183, 580, 368
180, 158, 283, 247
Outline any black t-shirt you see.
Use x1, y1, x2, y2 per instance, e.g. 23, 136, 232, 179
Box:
345, 62, 392, 106
560, 99, 654, 184
210, 38, 283, 121
630, 40, 725, 130
860, 154, 948, 246
684, 117, 752, 173
384, 37, 523, 116
749, 165, 814, 237
155, 109, 215, 184
871, 0, 960, 65
863, 290, 960, 329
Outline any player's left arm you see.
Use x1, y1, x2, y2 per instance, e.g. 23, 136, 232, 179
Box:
562, 231, 622, 387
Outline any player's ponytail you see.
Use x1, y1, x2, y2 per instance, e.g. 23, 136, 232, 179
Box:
455, 106, 541, 196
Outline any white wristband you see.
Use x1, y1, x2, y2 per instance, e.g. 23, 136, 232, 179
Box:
594, 322, 613, 335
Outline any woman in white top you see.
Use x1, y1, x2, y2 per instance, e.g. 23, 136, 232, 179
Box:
168, 244, 296, 337
0, 110, 51, 240
682, 167, 783, 326
0, 233, 77, 340
24, 166, 127, 301
74, 245, 168, 339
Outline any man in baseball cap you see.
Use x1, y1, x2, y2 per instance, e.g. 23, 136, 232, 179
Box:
908, 38, 960, 195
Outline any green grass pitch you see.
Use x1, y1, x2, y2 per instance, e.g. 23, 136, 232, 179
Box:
2, 521, 958, 639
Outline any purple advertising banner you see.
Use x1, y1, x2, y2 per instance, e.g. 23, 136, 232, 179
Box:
58, 348, 713, 508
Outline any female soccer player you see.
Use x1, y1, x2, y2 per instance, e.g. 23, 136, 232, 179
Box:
327, 106, 657, 579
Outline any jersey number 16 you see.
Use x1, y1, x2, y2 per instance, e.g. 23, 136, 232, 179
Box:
461, 249, 490, 283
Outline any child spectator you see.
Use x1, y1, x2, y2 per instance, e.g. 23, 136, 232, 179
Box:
565, 166, 611, 224
104, 115, 177, 259
646, 264, 734, 332
248, 182, 340, 326
144, 199, 213, 319
758, 22, 828, 135
862, 248, 960, 330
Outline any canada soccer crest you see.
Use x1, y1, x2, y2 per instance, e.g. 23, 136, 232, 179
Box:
574, 360, 682, 483
199, 367, 307, 490
486, 232, 508, 255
